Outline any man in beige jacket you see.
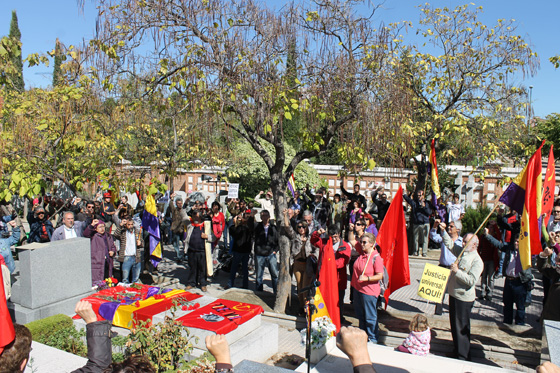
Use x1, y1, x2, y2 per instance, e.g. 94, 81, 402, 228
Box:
447, 233, 483, 361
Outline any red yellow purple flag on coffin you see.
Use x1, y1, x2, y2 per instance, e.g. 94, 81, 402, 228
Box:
142, 194, 162, 267
499, 141, 543, 270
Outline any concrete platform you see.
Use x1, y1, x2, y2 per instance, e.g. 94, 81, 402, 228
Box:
27, 341, 87, 373
296, 343, 520, 373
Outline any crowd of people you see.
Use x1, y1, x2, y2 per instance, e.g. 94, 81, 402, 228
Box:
1, 178, 560, 371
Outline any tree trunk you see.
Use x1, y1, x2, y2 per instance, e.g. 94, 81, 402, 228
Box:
270, 173, 291, 313
414, 158, 428, 194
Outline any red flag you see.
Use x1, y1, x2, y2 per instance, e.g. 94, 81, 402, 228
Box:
0, 260, 15, 354
317, 237, 341, 331
542, 145, 556, 226
376, 186, 410, 306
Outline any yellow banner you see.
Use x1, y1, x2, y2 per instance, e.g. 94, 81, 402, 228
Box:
417, 263, 450, 303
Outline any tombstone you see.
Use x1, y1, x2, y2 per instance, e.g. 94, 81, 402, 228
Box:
8, 238, 93, 323
466, 174, 476, 208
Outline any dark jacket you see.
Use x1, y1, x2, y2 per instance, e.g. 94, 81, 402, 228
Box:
536, 255, 560, 321
371, 190, 390, 221
254, 222, 279, 256
71, 321, 112, 373
230, 221, 254, 254
302, 191, 331, 229
341, 186, 367, 210
498, 213, 520, 243
485, 234, 533, 283
403, 194, 432, 225
84, 225, 115, 285
27, 210, 54, 243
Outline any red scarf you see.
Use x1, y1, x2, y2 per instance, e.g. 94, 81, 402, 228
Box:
190, 219, 204, 229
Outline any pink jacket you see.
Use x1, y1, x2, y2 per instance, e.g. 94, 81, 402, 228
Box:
401, 328, 431, 356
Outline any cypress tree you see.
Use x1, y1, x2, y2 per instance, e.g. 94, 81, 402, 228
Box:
8, 10, 24, 92
52, 38, 63, 87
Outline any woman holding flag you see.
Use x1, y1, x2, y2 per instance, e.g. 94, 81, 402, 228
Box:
351, 232, 384, 344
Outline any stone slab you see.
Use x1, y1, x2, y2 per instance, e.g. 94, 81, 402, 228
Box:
229, 321, 278, 366
234, 360, 293, 373
296, 343, 519, 373
27, 341, 88, 373
12, 237, 92, 309
544, 319, 560, 365
9, 292, 93, 324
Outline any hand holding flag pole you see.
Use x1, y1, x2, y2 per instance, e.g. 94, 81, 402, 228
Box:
454, 197, 503, 263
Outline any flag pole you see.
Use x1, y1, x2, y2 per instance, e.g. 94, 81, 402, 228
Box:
361, 250, 374, 277
454, 196, 503, 262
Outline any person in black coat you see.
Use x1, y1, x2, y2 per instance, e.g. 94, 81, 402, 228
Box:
227, 212, 254, 289
484, 231, 532, 325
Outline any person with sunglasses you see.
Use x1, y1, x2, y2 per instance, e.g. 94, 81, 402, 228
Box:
348, 218, 367, 304
76, 201, 96, 225
27, 205, 53, 243
547, 206, 560, 234
351, 232, 384, 344
282, 208, 315, 315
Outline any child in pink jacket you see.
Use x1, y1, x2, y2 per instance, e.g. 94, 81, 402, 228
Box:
397, 313, 431, 356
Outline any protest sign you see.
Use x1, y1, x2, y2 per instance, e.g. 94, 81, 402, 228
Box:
228, 183, 239, 199
417, 263, 450, 303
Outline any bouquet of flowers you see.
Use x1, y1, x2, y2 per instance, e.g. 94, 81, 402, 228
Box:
92, 277, 119, 290
300, 316, 336, 350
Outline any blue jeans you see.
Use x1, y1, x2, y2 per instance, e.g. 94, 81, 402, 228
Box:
0, 246, 15, 273
497, 251, 506, 275
353, 289, 379, 343
255, 253, 279, 293
122, 256, 141, 284
228, 252, 250, 289
171, 233, 184, 261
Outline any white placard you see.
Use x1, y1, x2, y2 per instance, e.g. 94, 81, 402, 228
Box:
228, 183, 239, 199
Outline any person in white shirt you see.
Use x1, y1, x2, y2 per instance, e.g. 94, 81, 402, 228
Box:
447, 194, 465, 231
51, 211, 87, 241
114, 217, 143, 284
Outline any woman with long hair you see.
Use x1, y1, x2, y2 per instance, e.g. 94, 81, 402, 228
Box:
282, 209, 315, 315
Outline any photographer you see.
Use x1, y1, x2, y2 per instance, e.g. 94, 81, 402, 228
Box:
27, 204, 53, 243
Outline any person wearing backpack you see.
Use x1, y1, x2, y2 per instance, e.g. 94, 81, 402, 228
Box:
351, 232, 384, 344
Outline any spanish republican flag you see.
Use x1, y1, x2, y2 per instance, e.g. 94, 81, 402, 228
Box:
499, 142, 543, 269
142, 194, 162, 268
287, 173, 296, 198
542, 145, 556, 226
428, 139, 441, 199
313, 237, 341, 332
376, 186, 410, 306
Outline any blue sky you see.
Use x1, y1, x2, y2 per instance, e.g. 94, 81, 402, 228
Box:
0, 0, 558, 117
